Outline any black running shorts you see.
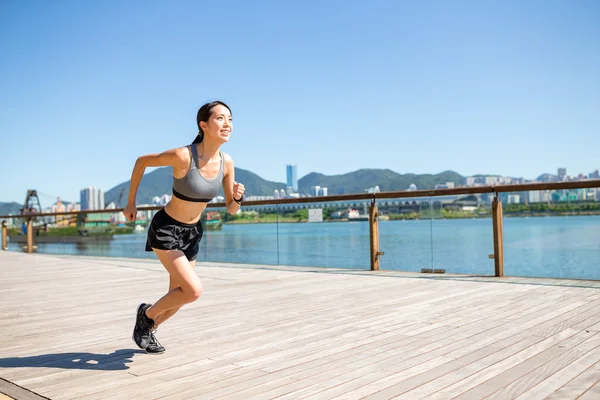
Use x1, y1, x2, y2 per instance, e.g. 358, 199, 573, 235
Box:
145, 209, 203, 261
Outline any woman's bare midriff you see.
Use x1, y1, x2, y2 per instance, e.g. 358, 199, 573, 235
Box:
163, 196, 209, 224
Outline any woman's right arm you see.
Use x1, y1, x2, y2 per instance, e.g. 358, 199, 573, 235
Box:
123, 147, 188, 221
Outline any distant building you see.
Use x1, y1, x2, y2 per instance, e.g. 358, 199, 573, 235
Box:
311, 186, 321, 196
67, 203, 81, 212
286, 165, 298, 192
152, 194, 172, 206
507, 194, 521, 204
274, 190, 280, 199
320, 187, 328, 196
528, 191, 541, 203
112, 212, 127, 224
245, 195, 276, 201
365, 186, 380, 194
484, 176, 501, 186
407, 184, 417, 191
558, 168, 567, 181
80, 187, 104, 210
466, 177, 478, 186
51, 197, 66, 226
435, 182, 455, 190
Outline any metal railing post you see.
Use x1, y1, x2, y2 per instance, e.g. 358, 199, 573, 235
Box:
492, 193, 504, 277
1, 221, 7, 250
26, 218, 33, 253
369, 199, 384, 270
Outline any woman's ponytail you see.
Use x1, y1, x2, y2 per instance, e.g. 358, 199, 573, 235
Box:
192, 131, 204, 144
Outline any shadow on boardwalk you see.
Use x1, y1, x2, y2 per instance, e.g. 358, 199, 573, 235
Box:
0, 349, 144, 371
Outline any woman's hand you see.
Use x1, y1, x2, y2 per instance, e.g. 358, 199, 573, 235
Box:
233, 181, 245, 201
123, 203, 137, 222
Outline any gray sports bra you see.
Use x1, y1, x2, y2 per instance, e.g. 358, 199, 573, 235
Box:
172, 145, 224, 202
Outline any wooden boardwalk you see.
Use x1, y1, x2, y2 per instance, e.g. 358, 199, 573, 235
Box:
2, 251, 600, 399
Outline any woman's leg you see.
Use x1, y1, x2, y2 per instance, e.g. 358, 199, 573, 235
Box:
152, 259, 196, 327
145, 249, 203, 321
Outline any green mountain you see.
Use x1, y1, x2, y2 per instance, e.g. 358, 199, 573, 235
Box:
299, 169, 465, 195
0, 202, 22, 216
104, 167, 288, 206
105, 167, 464, 204
1, 168, 466, 214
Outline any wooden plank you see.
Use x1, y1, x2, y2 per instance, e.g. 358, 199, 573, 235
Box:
515, 346, 600, 399
451, 331, 600, 399
361, 329, 590, 399
423, 310, 600, 399
545, 361, 600, 399
3, 252, 600, 400
578, 380, 600, 400
0, 377, 46, 400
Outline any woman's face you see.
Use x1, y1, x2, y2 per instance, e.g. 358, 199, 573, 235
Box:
201, 105, 233, 142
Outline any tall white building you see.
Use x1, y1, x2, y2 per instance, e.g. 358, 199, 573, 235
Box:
152, 194, 172, 206
507, 194, 521, 204
80, 187, 104, 210
528, 191, 541, 203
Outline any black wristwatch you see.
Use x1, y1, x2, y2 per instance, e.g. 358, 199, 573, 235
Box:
233, 195, 243, 205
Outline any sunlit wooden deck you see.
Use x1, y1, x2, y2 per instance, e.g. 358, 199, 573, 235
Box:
2, 251, 600, 399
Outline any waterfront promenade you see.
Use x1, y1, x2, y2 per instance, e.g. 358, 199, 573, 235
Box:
2, 251, 600, 399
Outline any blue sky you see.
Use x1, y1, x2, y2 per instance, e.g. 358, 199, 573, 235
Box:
1, 0, 599, 204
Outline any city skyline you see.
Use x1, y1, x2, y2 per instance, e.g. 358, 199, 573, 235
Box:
2, 165, 599, 207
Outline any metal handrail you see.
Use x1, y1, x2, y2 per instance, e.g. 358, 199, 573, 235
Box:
2, 179, 599, 219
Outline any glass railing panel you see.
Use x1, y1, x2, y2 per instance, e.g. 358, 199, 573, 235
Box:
199, 205, 279, 265
431, 193, 495, 276
502, 189, 600, 279
378, 196, 434, 273
274, 200, 371, 269
4, 210, 155, 258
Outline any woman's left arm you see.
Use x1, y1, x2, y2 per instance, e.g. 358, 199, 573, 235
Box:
222, 153, 245, 215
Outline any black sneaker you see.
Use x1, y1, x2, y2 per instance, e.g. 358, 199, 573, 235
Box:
132, 303, 154, 350
146, 330, 165, 354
